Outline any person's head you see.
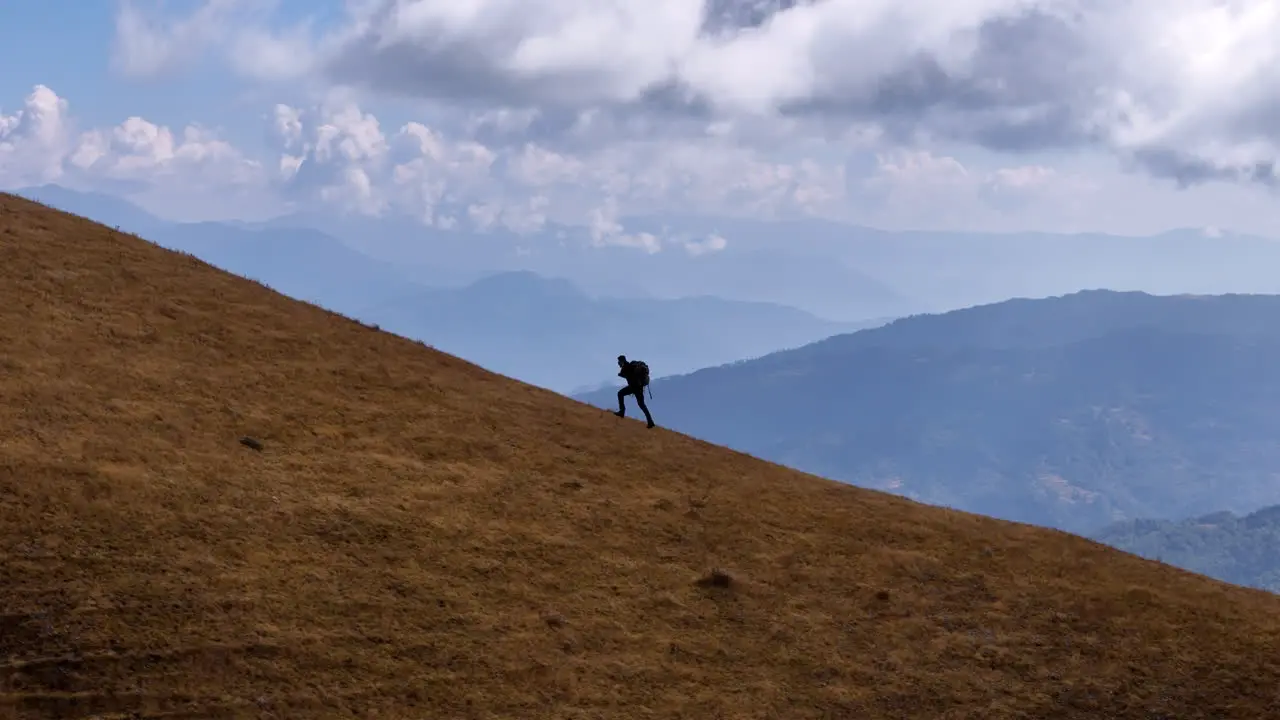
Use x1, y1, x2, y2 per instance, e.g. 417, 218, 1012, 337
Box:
617, 354, 627, 367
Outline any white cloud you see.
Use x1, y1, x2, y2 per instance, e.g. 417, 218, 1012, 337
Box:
273, 104, 304, 149
0, 85, 72, 186
873, 150, 971, 188
73, 118, 260, 188
111, 0, 255, 77
112, 0, 1280, 194
270, 98, 504, 221
683, 233, 729, 256
1, 85, 265, 219
507, 143, 584, 187
258, 91, 844, 241
10, 66, 1280, 239
989, 165, 1055, 190
849, 147, 1108, 231
588, 201, 662, 253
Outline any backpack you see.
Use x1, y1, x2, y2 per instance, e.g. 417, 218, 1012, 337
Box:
629, 360, 650, 387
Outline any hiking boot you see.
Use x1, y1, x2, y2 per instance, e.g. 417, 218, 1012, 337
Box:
646, 420, 655, 429
613, 410, 624, 418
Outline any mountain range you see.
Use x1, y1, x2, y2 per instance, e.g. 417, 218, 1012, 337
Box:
6, 190, 1280, 718
252, 208, 1280, 322
29, 183, 1280, 327
607, 213, 1280, 315
14, 184, 874, 392
360, 270, 876, 392
578, 290, 1280, 535
1094, 506, 1280, 593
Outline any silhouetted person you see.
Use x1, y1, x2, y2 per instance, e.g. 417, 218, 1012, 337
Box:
614, 354, 655, 428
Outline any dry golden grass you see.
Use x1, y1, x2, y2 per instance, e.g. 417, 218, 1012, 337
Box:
2, 192, 1280, 719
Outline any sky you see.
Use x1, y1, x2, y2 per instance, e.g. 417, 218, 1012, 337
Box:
5, 0, 1280, 239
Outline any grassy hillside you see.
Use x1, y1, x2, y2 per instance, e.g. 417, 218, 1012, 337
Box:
1094, 506, 1280, 593
578, 293, 1280, 534
3, 192, 1280, 718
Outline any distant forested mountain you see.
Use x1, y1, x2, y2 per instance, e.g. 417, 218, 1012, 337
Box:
577, 290, 1280, 534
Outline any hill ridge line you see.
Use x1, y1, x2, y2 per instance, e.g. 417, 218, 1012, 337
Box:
2, 192, 1280, 719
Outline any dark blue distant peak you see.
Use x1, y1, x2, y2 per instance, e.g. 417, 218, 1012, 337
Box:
463, 270, 585, 299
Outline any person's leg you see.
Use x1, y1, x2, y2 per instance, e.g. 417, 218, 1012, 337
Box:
634, 385, 655, 428
615, 386, 632, 416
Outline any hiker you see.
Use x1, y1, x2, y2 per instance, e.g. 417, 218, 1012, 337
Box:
614, 354, 655, 428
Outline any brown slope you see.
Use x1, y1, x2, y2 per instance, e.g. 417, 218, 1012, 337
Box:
0, 192, 1278, 720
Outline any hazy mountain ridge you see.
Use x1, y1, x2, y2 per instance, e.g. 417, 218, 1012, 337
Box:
24, 183, 1280, 325
15, 185, 874, 392
615, 213, 1280, 314
577, 291, 1280, 535
15, 184, 433, 317
359, 270, 877, 392
1094, 505, 1280, 593
258, 209, 913, 321
727, 289, 1280, 367
243, 202, 1280, 322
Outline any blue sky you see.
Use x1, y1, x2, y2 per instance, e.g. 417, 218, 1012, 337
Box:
0, 0, 362, 152
4, 0, 1280, 240
0, 2, 115, 105
1, 2, 227, 125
